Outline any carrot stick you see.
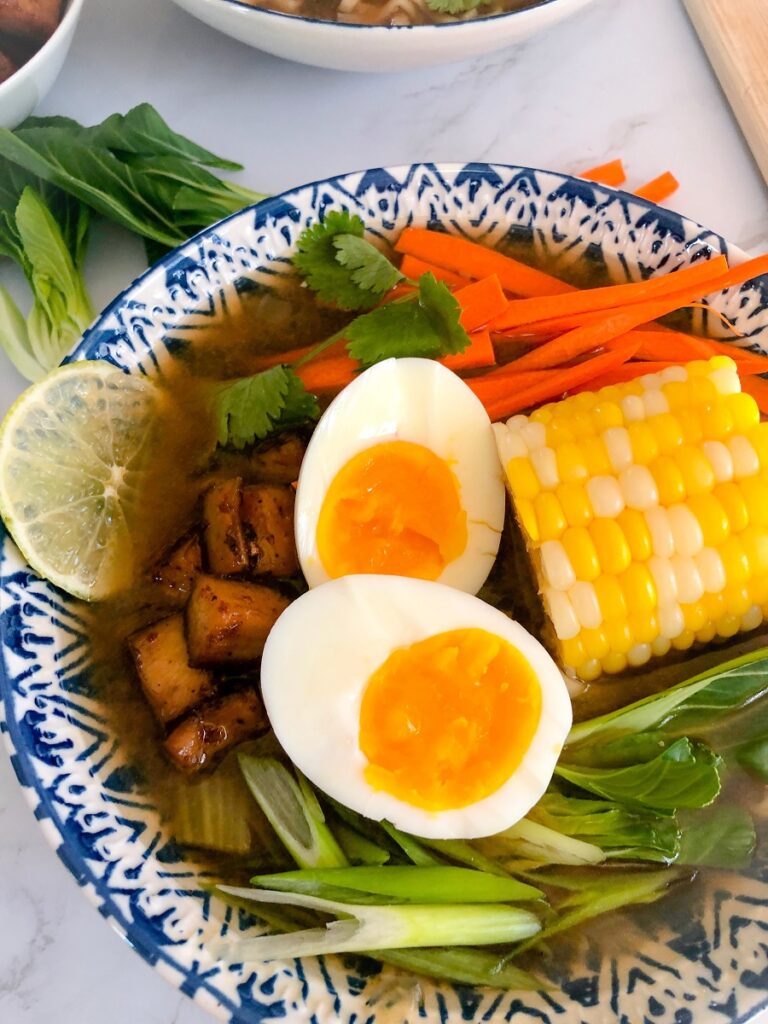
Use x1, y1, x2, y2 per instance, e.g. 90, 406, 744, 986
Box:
635, 171, 680, 204
740, 375, 768, 416
630, 330, 768, 370
296, 356, 356, 393
580, 159, 627, 187
456, 275, 509, 332
395, 227, 575, 298
247, 337, 347, 373
399, 254, 467, 288
467, 368, 553, 405
490, 255, 728, 332
379, 282, 417, 304
482, 337, 641, 420
442, 330, 496, 372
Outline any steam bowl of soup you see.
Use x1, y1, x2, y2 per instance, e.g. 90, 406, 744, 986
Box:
170, 0, 597, 72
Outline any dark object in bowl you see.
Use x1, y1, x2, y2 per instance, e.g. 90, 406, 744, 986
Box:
0, 0, 62, 40
0, 47, 16, 82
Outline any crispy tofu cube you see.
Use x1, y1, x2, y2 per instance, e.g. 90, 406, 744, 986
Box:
241, 484, 298, 576
203, 477, 248, 575
152, 533, 202, 601
0, 49, 17, 82
164, 688, 268, 774
0, 0, 62, 40
250, 434, 306, 484
186, 575, 290, 665
128, 614, 215, 724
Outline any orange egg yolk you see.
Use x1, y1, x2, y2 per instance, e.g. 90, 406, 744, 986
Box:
359, 628, 542, 811
316, 440, 467, 581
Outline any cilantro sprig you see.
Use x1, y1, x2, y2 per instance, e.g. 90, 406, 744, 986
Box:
214, 366, 319, 450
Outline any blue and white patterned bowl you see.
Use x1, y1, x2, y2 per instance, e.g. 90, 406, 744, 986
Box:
2, 163, 768, 1024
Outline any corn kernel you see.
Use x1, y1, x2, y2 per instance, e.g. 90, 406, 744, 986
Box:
671, 629, 695, 651
713, 481, 749, 532
651, 635, 672, 657
519, 421, 546, 450
702, 591, 726, 621
628, 611, 659, 644
597, 385, 623, 403
702, 440, 734, 482
531, 447, 560, 489
695, 548, 726, 593
748, 422, 768, 465
726, 392, 760, 433
593, 575, 627, 621
682, 601, 708, 633
627, 643, 653, 667
676, 408, 704, 445
530, 405, 554, 424
650, 455, 686, 505
582, 626, 610, 660
650, 412, 684, 453
619, 564, 657, 615
562, 527, 601, 582
581, 436, 612, 475
617, 508, 653, 561
688, 374, 717, 402
659, 603, 684, 639
506, 456, 540, 499
728, 436, 760, 479
533, 492, 567, 541
662, 381, 690, 410
546, 418, 575, 446
709, 364, 740, 396
556, 442, 589, 483
648, 556, 678, 605
627, 421, 660, 465
749, 574, 768, 606
696, 622, 717, 644
516, 498, 539, 542
586, 476, 625, 518
739, 476, 768, 527
644, 506, 675, 558
670, 556, 704, 603
556, 482, 593, 528
716, 613, 741, 638
740, 525, 768, 576
643, 390, 670, 417
621, 394, 646, 422
604, 619, 633, 654
540, 540, 576, 590
710, 355, 738, 372
619, 464, 659, 511
673, 446, 715, 495
721, 584, 751, 618
578, 658, 603, 681
667, 504, 704, 557
660, 366, 688, 384
741, 605, 763, 632
701, 404, 734, 440
569, 580, 603, 629
592, 401, 623, 431
545, 587, 580, 640
589, 519, 631, 575
603, 427, 633, 472
560, 635, 586, 667
686, 493, 730, 546
570, 410, 596, 439
719, 535, 751, 585
602, 651, 628, 674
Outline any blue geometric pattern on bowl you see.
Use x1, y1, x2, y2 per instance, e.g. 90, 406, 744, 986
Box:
1, 163, 768, 1024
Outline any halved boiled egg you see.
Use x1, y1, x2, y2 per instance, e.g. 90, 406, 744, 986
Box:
294, 358, 505, 595
261, 574, 572, 839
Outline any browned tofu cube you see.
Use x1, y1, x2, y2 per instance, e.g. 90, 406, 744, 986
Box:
164, 688, 268, 774
128, 615, 215, 725
203, 477, 248, 575
241, 484, 298, 577
0, 49, 17, 82
250, 434, 306, 484
186, 575, 290, 665
152, 533, 202, 601
0, 0, 61, 40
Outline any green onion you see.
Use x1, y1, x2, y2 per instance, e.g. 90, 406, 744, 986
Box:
477, 818, 606, 866
334, 823, 390, 866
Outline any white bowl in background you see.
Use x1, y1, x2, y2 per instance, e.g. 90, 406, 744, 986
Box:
170, 0, 597, 73
0, 0, 84, 129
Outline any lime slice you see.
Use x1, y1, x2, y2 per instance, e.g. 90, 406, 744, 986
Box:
0, 360, 157, 601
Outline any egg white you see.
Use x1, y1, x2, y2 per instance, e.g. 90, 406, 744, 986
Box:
294, 358, 506, 595
261, 574, 573, 840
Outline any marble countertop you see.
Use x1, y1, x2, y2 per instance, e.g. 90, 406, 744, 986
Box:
1, 0, 767, 1021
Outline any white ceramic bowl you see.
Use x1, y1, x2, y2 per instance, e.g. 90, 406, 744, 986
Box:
170, 0, 597, 73
0, 0, 84, 129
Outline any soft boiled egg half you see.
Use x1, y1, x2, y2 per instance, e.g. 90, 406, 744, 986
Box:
261, 575, 572, 840
294, 358, 506, 595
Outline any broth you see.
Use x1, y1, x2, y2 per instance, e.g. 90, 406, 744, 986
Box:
238, 0, 540, 28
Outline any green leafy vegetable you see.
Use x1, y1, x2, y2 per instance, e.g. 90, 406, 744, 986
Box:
214, 366, 319, 450
676, 805, 756, 868
734, 737, 768, 782
333, 823, 391, 866
293, 210, 401, 310
555, 737, 722, 812
238, 756, 347, 870
380, 821, 444, 866
346, 272, 470, 367
426, 0, 486, 13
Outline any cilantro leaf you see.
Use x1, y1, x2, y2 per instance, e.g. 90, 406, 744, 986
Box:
294, 210, 400, 311
426, 0, 485, 12
214, 366, 320, 449
345, 273, 470, 368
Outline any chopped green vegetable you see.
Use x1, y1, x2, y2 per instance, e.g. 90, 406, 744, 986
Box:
676, 805, 756, 869
213, 366, 319, 450
556, 737, 722, 812
238, 756, 347, 869
377, 947, 546, 991
345, 273, 471, 368
380, 822, 443, 866
734, 737, 768, 781
477, 817, 606, 866
294, 210, 401, 310
426, 0, 486, 13
421, 837, 513, 878
216, 885, 541, 959
334, 823, 391, 866
251, 866, 542, 904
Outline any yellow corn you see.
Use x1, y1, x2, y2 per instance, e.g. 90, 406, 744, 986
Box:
494, 357, 768, 680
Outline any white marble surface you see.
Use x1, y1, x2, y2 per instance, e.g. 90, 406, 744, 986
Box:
1, 0, 767, 1021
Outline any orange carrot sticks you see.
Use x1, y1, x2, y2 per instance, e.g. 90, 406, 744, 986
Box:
635, 171, 680, 204
456, 275, 509, 332
580, 159, 627, 187
480, 337, 641, 421
490, 255, 728, 332
296, 356, 355, 393
399, 254, 467, 288
630, 330, 768, 370
740, 374, 768, 416
442, 330, 496, 372
395, 227, 576, 298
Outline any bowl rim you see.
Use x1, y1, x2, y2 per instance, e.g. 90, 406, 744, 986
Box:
1, 160, 767, 1024
178, 0, 570, 33
0, 0, 85, 100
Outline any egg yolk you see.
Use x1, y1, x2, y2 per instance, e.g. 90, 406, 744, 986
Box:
359, 628, 542, 811
316, 440, 467, 580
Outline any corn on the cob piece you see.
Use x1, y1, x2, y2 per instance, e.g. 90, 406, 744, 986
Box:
494, 357, 768, 681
